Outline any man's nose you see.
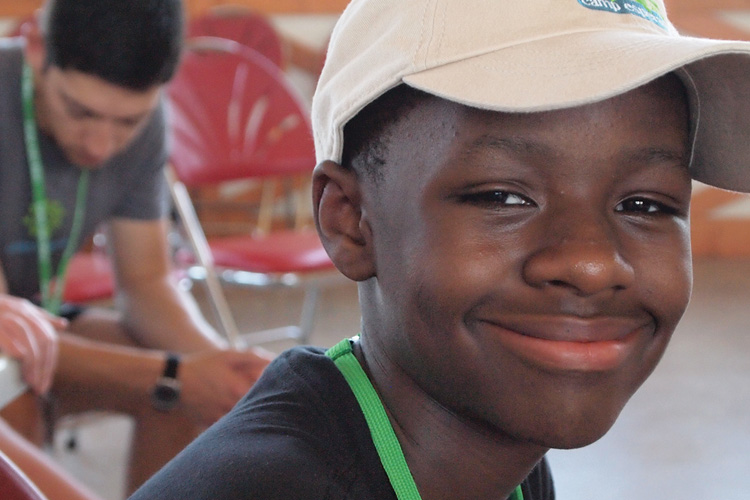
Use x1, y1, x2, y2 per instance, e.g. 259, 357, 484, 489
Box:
82, 122, 117, 164
522, 209, 635, 297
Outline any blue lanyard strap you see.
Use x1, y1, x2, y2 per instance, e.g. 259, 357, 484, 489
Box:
21, 62, 89, 314
326, 338, 524, 500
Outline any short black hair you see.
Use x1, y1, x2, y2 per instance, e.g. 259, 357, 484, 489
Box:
42, 0, 185, 91
342, 84, 431, 183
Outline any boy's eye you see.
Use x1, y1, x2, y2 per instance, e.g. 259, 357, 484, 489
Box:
615, 197, 678, 215
459, 190, 534, 207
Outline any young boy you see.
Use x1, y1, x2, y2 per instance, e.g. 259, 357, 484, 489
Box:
130, 0, 750, 498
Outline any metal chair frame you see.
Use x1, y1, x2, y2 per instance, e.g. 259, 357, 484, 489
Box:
166, 37, 336, 348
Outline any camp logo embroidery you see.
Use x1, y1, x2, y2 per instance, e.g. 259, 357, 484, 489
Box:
578, 0, 666, 29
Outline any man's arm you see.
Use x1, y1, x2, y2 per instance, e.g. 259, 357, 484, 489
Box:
106, 216, 227, 351
53, 217, 273, 425
0, 279, 73, 498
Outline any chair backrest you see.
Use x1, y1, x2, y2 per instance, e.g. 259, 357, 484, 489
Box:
167, 36, 315, 188
62, 251, 115, 304
0, 451, 48, 500
188, 7, 284, 68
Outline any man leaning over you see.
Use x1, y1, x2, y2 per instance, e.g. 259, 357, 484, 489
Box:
0, 0, 273, 493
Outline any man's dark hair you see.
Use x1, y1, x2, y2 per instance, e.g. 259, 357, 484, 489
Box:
342, 84, 431, 183
42, 0, 185, 90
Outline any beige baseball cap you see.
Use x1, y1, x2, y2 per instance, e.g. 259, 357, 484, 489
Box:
312, 0, 750, 192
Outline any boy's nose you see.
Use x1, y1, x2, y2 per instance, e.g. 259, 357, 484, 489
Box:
522, 214, 635, 297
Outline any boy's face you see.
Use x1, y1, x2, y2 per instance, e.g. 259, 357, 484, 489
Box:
360, 75, 693, 449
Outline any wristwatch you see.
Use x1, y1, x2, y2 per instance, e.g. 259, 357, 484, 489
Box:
150, 353, 181, 412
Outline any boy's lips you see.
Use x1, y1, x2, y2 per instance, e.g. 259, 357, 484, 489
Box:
479, 316, 654, 372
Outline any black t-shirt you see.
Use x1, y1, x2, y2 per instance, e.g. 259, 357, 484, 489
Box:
130, 346, 555, 500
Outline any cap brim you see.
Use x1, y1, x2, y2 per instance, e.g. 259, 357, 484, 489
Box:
404, 30, 750, 192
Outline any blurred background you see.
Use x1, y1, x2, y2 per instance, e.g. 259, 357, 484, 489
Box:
2, 1, 750, 499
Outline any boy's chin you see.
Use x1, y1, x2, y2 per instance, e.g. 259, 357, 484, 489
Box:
545, 430, 614, 451
527, 412, 623, 451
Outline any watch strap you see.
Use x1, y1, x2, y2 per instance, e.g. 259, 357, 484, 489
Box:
163, 353, 180, 379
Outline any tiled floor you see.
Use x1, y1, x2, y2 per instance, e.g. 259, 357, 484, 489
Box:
48, 257, 750, 500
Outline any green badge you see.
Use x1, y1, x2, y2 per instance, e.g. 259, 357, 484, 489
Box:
23, 199, 65, 238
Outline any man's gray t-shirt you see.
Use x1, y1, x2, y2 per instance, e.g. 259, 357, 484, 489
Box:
0, 38, 169, 299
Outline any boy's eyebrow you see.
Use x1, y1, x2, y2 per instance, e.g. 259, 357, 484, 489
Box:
466, 135, 689, 168
466, 135, 552, 157
625, 147, 689, 167
59, 89, 149, 125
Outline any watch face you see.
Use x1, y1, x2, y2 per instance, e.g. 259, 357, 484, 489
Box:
151, 378, 181, 412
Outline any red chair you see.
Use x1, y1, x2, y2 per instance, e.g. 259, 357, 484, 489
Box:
0, 451, 48, 500
188, 7, 285, 69
62, 251, 115, 304
166, 37, 337, 347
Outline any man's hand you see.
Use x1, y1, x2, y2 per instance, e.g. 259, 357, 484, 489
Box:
0, 295, 64, 395
178, 347, 274, 425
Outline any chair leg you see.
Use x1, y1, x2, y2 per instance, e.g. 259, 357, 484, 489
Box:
236, 284, 320, 347
202, 262, 242, 346
238, 326, 301, 347
296, 285, 320, 344
166, 168, 242, 346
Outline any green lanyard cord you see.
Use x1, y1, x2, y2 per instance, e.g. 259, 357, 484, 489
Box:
326, 338, 524, 500
22, 62, 90, 314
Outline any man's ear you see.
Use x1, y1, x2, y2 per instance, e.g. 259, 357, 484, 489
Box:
312, 160, 375, 282
22, 14, 46, 76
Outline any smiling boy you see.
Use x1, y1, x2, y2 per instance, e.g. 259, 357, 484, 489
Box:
129, 0, 750, 499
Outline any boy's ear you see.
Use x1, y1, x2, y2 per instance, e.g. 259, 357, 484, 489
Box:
312, 160, 375, 282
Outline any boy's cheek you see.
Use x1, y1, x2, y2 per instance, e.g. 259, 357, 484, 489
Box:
634, 239, 693, 322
